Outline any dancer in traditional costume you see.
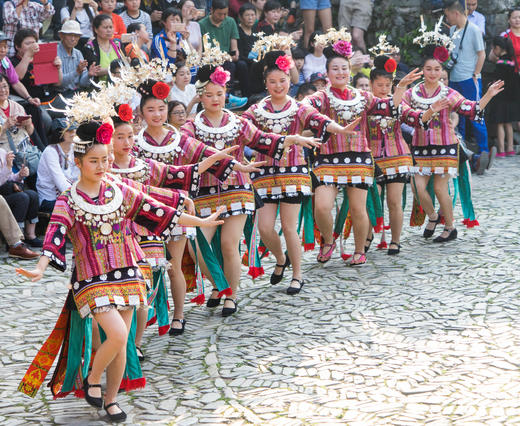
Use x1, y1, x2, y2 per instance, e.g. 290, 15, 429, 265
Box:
16, 120, 224, 422
404, 17, 503, 242
365, 37, 448, 255
302, 28, 422, 266
241, 40, 360, 294
180, 42, 321, 316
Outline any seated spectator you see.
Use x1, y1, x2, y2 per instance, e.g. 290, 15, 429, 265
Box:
152, 8, 184, 65
199, 0, 250, 99
303, 31, 326, 82
99, 0, 127, 40
57, 21, 93, 97
309, 72, 327, 90
170, 63, 198, 115
0, 147, 40, 247
251, 0, 266, 20
0, 76, 37, 153
338, 0, 372, 52
180, 0, 203, 54
353, 72, 370, 91
140, 0, 171, 36
125, 23, 151, 62
109, 59, 123, 80
168, 100, 188, 129
83, 14, 124, 82
3, 0, 55, 56
253, 0, 282, 35
37, 119, 79, 213
238, 3, 258, 65
295, 82, 317, 100
120, 0, 153, 40
61, 0, 98, 50
0, 195, 38, 259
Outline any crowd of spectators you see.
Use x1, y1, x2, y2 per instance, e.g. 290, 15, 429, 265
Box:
0, 0, 517, 259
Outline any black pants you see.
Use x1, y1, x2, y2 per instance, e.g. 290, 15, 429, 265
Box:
3, 189, 39, 224
223, 60, 250, 97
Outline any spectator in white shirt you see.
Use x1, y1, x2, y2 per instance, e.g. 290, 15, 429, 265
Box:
466, 0, 485, 34
303, 31, 326, 82
169, 63, 199, 115
61, 0, 98, 49
179, 0, 203, 54
37, 119, 79, 213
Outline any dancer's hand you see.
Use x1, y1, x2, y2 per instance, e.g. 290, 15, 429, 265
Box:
487, 80, 504, 97
431, 98, 450, 113
397, 68, 423, 89
16, 267, 43, 282
337, 117, 362, 135
233, 161, 267, 173
199, 145, 239, 173
184, 197, 195, 215
200, 206, 226, 226
284, 135, 321, 149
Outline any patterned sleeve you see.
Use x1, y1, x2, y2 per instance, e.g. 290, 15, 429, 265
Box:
179, 124, 236, 181
42, 195, 73, 272
303, 90, 326, 113
365, 92, 399, 118
449, 88, 483, 120
241, 105, 258, 125
238, 116, 286, 161
147, 159, 200, 196
298, 103, 331, 138
118, 175, 187, 209
400, 102, 428, 129
120, 181, 182, 241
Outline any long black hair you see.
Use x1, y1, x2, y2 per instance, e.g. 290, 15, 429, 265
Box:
67, 0, 95, 24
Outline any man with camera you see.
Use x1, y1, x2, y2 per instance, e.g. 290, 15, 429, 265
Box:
444, 0, 490, 174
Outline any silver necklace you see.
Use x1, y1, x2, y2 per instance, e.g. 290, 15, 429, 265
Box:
111, 157, 150, 183
326, 86, 366, 123
193, 109, 240, 150
254, 96, 299, 134
411, 82, 448, 110
136, 124, 182, 163
69, 180, 127, 241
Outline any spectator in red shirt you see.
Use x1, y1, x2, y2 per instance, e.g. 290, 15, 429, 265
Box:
98, 0, 127, 39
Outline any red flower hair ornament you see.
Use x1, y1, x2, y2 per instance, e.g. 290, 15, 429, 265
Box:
275, 55, 293, 73
96, 123, 114, 144
384, 57, 397, 73
152, 81, 171, 100
209, 66, 231, 86
433, 46, 450, 63
117, 104, 133, 122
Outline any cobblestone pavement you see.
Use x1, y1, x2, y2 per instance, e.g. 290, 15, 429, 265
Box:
2, 158, 520, 425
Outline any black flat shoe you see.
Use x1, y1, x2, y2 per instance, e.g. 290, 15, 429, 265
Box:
270, 255, 290, 285
104, 402, 127, 423
387, 242, 401, 255
433, 228, 458, 243
286, 278, 304, 295
423, 214, 442, 238
83, 376, 103, 408
136, 346, 145, 362
168, 318, 186, 336
206, 288, 221, 308
221, 299, 237, 317
364, 235, 374, 253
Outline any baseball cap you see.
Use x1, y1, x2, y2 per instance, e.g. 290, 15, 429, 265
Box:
309, 72, 327, 83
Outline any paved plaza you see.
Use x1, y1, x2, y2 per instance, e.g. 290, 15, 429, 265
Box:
1, 158, 520, 425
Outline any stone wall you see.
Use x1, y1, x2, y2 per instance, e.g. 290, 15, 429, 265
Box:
365, 0, 518, 65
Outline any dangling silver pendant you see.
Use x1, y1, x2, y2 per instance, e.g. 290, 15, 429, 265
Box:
100, 223, 113, 236
215, 140, 225, 150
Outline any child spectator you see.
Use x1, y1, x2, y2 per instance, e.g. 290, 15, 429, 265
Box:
289, 47, 306, 96
170, 63, 199, 115
353, 72, 370, 91
99, 0, 127, 40
309, 72, 327, 90
61, 0, 98, 50
487, 36, 520, 158
168, 100, 188, 129
303, 31, 326, 81
295, 82, 316, 100
125, 23, 151, 62
37, 119, 79, 213
120, 0, 153, 40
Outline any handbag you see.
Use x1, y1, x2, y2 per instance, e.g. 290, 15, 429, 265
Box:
6, 129, 41, 176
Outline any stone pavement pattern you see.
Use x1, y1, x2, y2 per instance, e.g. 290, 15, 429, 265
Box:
1, 158, 520, 425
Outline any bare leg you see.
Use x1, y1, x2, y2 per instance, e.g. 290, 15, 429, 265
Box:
25, 222, 37, 239
497, 123, 505, 153
302, 9, 316, 49
280, 202, 303, 287
505, 122, 514, 153
346, 186, 369, 256
351, 27, 366, 52
317, 8, 332, 32
166, 238, 187, 328
433, 174, 454, 236
220, 214, 247, 308
257, 203, 285, 274
413, 175, 436, 221
314, 185, 338, 245
135, 308, 147, 347
386, 182, 405, 246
